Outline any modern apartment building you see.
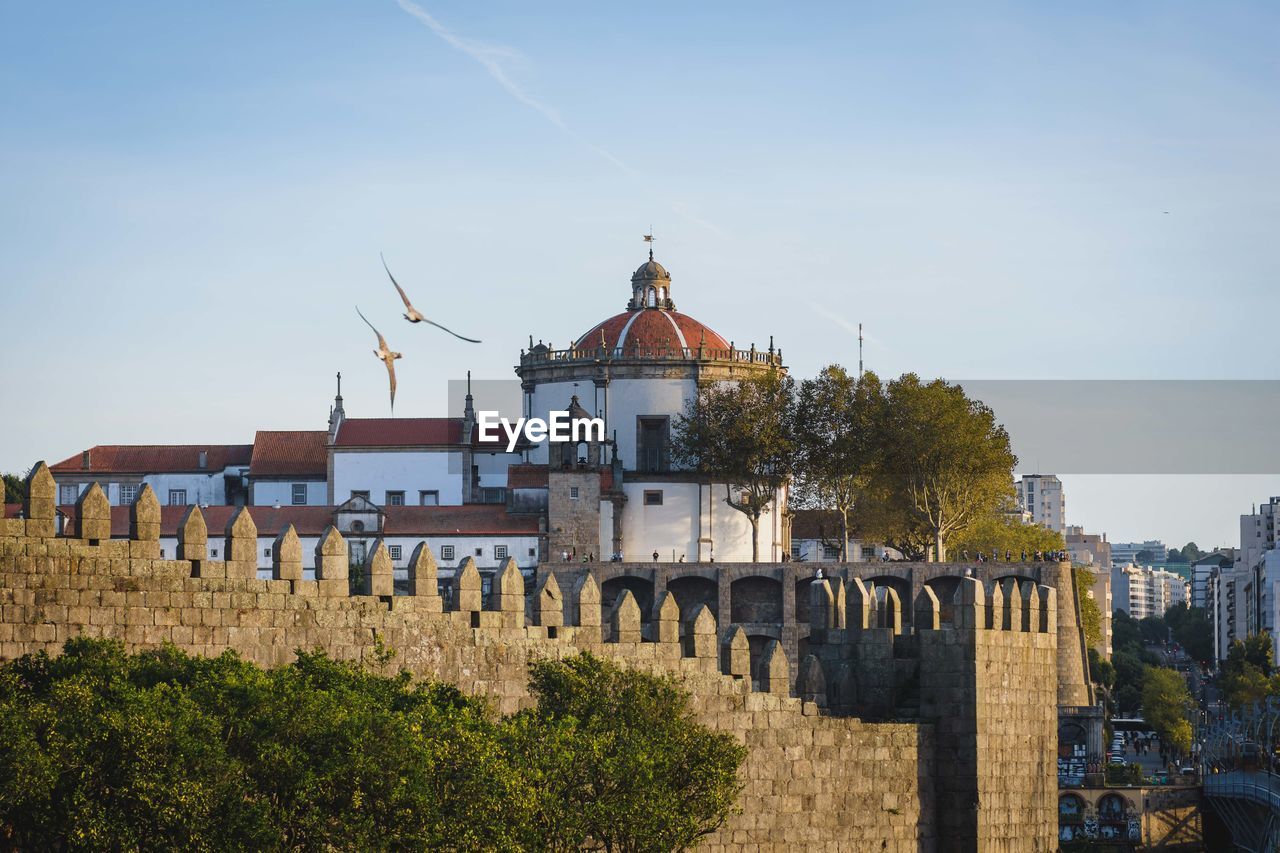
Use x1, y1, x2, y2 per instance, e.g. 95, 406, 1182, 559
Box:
1015, 474, 1066, 533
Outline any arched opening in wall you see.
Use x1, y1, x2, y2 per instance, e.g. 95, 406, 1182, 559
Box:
1058, 794, 1086, 842
924, 577, 961, 625
601, 576, 655, 628
575, 441, 589, 465
746, 634, 777, 687
1096, 794, 1133, 841
794, 577, 813, 624
992, 574, 1039, 620
730, 576, 783, 625
666, 576, 718, 624
646, 287, 657, 308
864, 575, 911, 626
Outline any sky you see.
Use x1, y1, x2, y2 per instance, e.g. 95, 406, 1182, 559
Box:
1, 1, 1277, 549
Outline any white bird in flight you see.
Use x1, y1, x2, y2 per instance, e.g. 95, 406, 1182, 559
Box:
356, 306, 402, 414
381, 253, 481, 343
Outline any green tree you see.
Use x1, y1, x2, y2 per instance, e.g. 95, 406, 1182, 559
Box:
672, 369, 796, 561
1114, 684, 1142, 713
2, 473, 26, 505
1141, 666, 1193, 756
0, 640, 748, 850
1074, 568, 1103, 651
512, 652, 746, 851
791, 366, 881, 561
870, 375, 1016, 561
1220, 634, 1280, 710
1135, 549, 1155, 564
1164, 604, 1214, 662
1088, 648, 1116, 689
948, 509, 1065, 560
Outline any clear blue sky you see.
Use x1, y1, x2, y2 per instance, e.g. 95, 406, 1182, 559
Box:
1, 1, 1277, 548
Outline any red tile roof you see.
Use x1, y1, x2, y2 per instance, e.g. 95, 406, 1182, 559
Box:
250, 431, 328, 477
506, 464, 614, 491
383, 505, 540, 536
334, 418, 462, 448
49, 445, 252, 475
506, 464, 549, 489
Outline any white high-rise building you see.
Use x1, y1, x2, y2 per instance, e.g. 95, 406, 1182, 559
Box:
1015, 474, 1065, 533
1110, 540, 1168, 567
1111, 564, 1188, 620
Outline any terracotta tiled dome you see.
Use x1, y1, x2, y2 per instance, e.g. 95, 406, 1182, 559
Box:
575, 309, 729, 352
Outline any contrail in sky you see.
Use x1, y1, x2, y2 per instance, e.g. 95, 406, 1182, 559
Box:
396, 0, 723, 236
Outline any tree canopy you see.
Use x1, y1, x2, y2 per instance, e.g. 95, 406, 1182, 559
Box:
1141, 666, 1193, 756
869, 375, 1017, 561
2, 473, 25, 505
0, 640, 746, 850
949, 511, 1064, 561
791, 366, 881, 561
672, 369, 796, 561
1220, 633, 1280, 710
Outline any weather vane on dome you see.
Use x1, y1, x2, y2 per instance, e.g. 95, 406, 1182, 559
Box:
643, 230, 655, 261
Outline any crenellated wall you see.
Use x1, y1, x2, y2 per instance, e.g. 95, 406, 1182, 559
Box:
0, 462, 1060, 850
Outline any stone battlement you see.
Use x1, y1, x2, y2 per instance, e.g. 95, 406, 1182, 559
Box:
0, 462, 1058, 850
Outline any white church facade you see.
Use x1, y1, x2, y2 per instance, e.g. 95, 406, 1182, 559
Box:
40, 250, 791, 570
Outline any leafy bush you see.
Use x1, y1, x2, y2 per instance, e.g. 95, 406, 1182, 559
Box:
0, 640, 746, 850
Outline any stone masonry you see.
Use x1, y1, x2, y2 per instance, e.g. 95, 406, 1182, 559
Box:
0, 462, 1062, 850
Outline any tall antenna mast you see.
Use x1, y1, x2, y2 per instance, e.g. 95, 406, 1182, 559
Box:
858, 324, 864, 380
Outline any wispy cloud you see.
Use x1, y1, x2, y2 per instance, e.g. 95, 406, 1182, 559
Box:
396, 0, 564, 128
396, 0, 719, 235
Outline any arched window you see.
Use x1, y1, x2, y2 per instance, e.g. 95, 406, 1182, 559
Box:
1098, 794, 1126, 819
1058, 794, 1084, 817
647, 287, 657, 308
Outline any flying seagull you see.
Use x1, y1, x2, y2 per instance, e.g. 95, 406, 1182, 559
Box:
381, 253, 481, 343
356, 306, 402, 413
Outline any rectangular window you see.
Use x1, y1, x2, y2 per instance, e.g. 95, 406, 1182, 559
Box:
643, 490, 664, 506
495, 545, 508, 560
790, 542, 802, 559
441, 545, 455, 561
291, 484, 307, 505
119, 484, 139, 505
59, 484, 78, 505
823, 545, 839, 560
475, 547, 483, 556
264, 548, 271, 558
386, 491, 405, 507
389, 545, 402, 560
569, 486, 580, 500
637, 416, 671, 473
528, 547, 536, 556
168, 489, 187, 506
419, 490, 439, 506
861, 546, 876, 559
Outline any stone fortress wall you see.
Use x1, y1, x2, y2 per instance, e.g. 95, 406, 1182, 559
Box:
0, 464, 1059, 851
550, 553, 1092, 711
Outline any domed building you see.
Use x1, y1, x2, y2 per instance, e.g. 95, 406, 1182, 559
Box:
516, 248, 787, 563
